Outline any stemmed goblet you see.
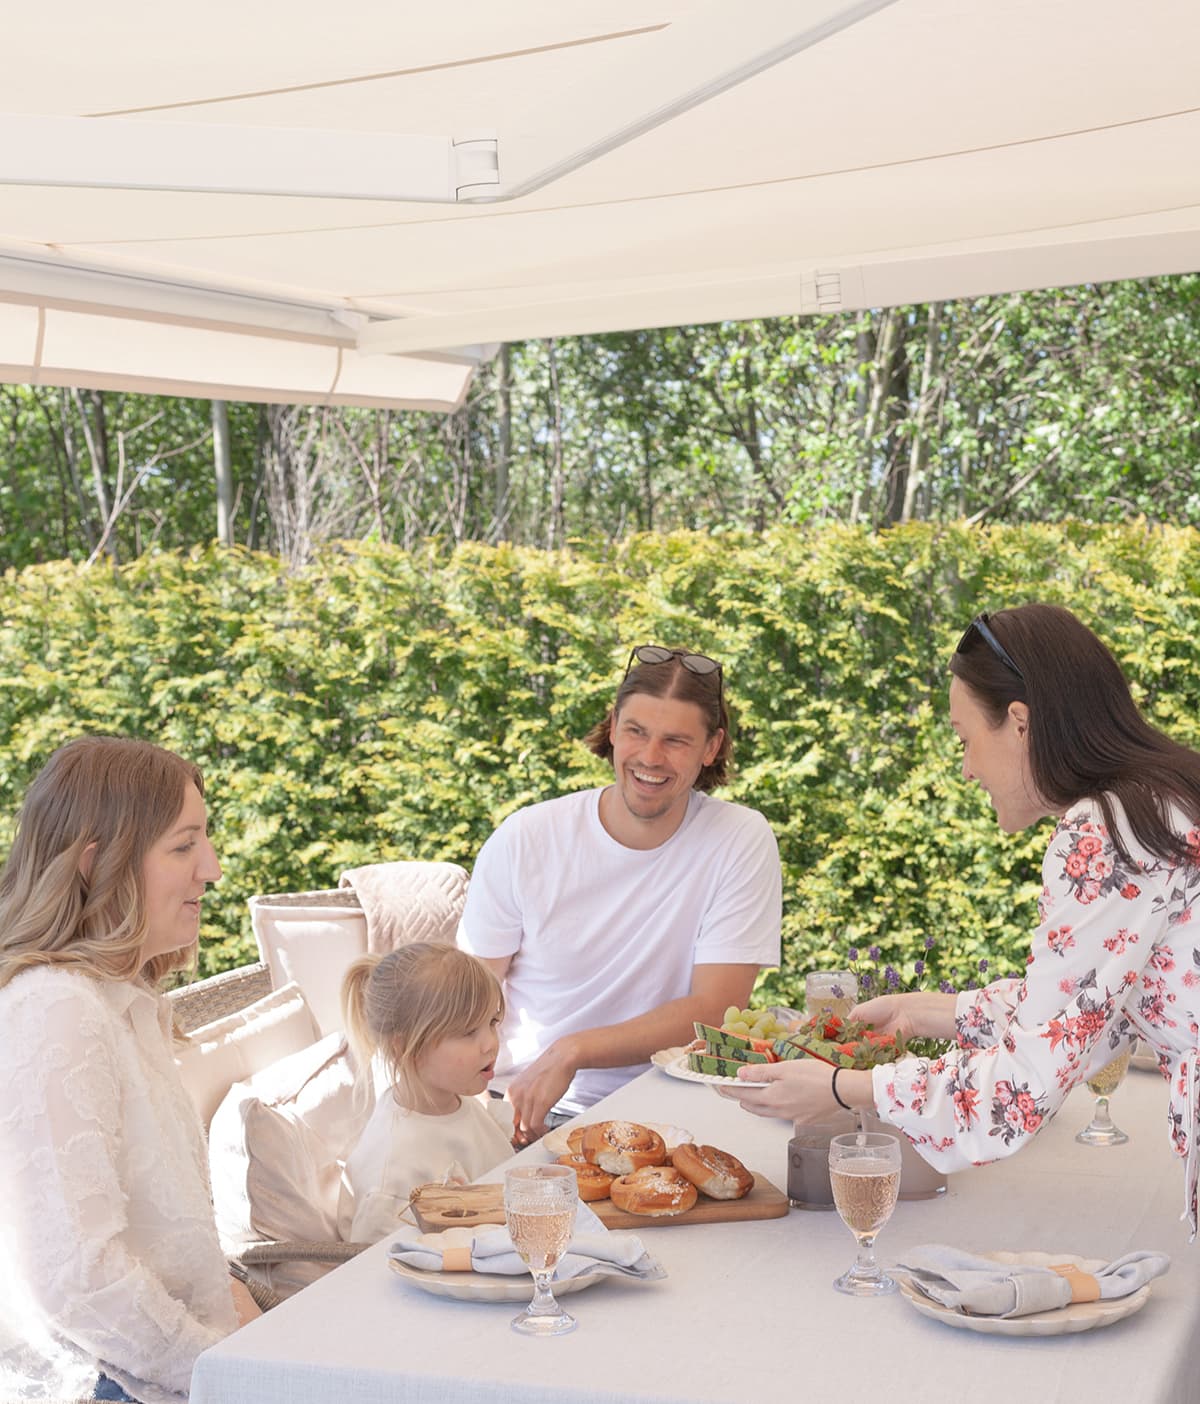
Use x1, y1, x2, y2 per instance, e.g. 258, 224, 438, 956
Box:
503, 1164, 579, 1336
828, 1131, 902, 1296
1076, 1048, 1133, 1146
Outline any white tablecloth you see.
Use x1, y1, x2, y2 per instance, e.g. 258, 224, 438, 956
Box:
192, 1064, 1195, 1404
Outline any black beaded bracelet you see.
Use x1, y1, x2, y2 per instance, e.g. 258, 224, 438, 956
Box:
831, 1067, 852, 1112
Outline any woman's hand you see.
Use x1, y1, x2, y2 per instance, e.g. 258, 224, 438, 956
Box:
716, 1059, 873, 1123
229, 1276, 263, 1326
850, 990, 959, 1042
850, 994, 918, 1040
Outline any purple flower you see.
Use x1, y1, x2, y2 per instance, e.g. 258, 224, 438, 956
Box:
924, 935, 936, 950
847, 947, 859, 962
860, 971, 874, 990
978, 958, 989, 973
914, 959, 926, 977
885, 965, 900, 989
939, 980, 955, 994
830, 984, 844, 999
868, 945, 881, 961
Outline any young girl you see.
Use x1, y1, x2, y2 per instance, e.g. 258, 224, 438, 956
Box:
336, 942, 515, 1244
0, 736, 255, 1404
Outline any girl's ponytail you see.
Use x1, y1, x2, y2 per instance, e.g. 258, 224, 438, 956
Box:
341, 953, 384, 1083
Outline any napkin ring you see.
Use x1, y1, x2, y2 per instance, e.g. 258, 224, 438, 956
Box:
1048, 1262, 1101, 1303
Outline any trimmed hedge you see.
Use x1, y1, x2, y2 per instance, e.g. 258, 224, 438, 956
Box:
2, 522, 1198, 1000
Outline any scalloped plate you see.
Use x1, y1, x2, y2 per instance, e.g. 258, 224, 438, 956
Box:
658, 1051, 773, 1089
898, 1251, 1153, 1335
388, 1227, 605, 1302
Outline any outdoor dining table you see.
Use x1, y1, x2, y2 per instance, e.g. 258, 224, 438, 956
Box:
191, 1060, 1196, 1404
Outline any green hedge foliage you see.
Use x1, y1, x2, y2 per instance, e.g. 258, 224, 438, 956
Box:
2, 522, 1199, 1000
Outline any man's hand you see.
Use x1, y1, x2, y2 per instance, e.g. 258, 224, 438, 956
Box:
505, 1040, 579, 1142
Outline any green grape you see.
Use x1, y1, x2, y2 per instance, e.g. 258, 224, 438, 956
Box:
740, 1008, 756, 1024
728, 1022, 752, 1038
723, 1005, 741, 1026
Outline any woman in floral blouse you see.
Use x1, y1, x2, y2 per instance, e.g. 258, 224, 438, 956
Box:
729, 604, 1200, 1236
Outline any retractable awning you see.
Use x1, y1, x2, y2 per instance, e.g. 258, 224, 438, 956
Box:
2, 0, 1197, 409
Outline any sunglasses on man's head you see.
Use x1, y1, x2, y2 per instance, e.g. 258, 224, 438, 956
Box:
956, 613, 1023, 680
623, 645, 724, 708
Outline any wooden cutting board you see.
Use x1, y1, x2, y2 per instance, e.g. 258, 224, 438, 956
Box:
409, 1173, 788, 1233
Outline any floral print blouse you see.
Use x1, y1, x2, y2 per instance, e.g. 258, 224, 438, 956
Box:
874, 795, 1200, 1238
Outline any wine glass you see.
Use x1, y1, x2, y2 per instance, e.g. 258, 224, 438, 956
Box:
503, 1164, 579, 1336
828, 1131, 902, 1296
1075, 1048, 1133, 1146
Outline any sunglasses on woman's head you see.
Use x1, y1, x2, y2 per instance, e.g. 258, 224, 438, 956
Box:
623, 645, 724, 709
956, 613, 1023, 680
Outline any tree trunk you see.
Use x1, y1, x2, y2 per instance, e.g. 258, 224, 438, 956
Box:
900, 302, 943, 523
495, 343, 511, 538
545, 338, 565, 550
211, 399, 235, 545
73, 389, 116, 559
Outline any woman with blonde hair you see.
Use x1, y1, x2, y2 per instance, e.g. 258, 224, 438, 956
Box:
0, 736, 257, 1404
337, 942, 513, 1244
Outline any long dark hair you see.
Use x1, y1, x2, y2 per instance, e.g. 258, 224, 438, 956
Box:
584, 648, 731, 791
950, 604, 1200, 865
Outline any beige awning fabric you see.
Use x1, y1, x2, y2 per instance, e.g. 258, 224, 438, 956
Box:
1, 0, 1198, 406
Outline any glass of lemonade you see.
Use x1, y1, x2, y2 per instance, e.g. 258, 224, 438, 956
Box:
504, 1164, 579, 1335
806, 971, 859, 1024
1075, 1048, 1133, 1146
828, 1131, 902, 1296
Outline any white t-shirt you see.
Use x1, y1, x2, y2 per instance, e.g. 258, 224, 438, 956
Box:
458, 786, 782, 1111
338, 1093, 514, 1244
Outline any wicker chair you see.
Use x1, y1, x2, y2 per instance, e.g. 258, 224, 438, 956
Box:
167, 962, 369, 1308
167, 961, 274, 1033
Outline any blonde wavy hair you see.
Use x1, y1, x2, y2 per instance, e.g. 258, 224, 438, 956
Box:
0, 735, 206, 992
341, 943, 504, 1110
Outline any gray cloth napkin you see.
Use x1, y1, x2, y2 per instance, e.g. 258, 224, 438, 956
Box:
388, 1201, 666, 1282
896, 1244, 1170, 1317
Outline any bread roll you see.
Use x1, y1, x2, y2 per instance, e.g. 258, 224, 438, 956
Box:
565, 1126, 587, 1156
609, 1164, 699, 1217
581, 1120, 667, 1176
555, 1153, 615, 1202
671, 1143, 754, 1200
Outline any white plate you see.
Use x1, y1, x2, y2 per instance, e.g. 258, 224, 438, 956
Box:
542, 1119, 694, 1158
658, 1051, 773, 1089
898, 1251, 1153, 1336
388, 1227, 604, 1302
650, 1045, 687, 1070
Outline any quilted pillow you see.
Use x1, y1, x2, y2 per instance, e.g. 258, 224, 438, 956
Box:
208, 1032, 373, 1297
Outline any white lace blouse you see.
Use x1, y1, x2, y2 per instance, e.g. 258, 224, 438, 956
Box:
0, 966, 237, 1403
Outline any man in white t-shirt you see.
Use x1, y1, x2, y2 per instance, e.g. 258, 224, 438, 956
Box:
457, 645, 782, 1141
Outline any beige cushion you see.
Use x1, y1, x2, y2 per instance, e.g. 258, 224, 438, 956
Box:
249, 890, 368, 1037
209, 1032, 373, 1298
175, 981, 318, 1130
